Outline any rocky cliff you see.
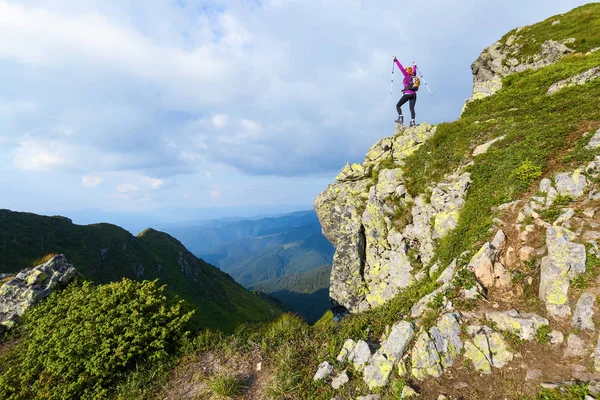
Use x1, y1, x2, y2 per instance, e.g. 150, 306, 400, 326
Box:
311, 3, 600, 397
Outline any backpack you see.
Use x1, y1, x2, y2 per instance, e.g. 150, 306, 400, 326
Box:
404, 75, 420, 92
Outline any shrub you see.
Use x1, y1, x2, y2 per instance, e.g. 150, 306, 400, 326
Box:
535, 325, 552, 344
513, 159, 542, 188
0, 279, 193, 400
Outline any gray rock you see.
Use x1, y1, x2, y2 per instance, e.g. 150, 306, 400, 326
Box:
526, 368, 543, 381
550, 330, 564, 345
352, 340, 372, 370
336, 162, 370, 182
554, 169, 588, 198
363, 353, 395, 390
313, 361, 334, 381
401, 385, 419, 398
473, 136, 506, 157
0, 255, 76, 333
430, 313, 463, 368
463, 326, 513, 373
540, 226, 587, 318
378, 321, 415, 362
485, 310, 549, 341
554, 208, 575, 226
548, 67, 600, 96
357, 396, 381, 400
563, 334, 588, 358
331, 370, 349, 389
411, 331, 443, 380
573, 291, 596, 331
337, 339, 357, 363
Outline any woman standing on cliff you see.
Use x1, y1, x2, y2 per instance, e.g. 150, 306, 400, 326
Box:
393, 56, 418, 127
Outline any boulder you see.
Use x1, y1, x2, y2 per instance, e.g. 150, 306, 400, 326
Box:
473, 136, 506, 157
469, 230, 505, 288
572, 291, 596, 331
485, 310, 549, 341
547, 67, 600, 96
586, 128, 600, 150
539, 226, 586, 318
554, 169, 588, 198
0, 255, 76, 333
563, 334, 588, 358
463, 325, 513, 373
336, 339, 357, 363
352, 340, 372, 370
331, 370, 349, 390
336, 162, 370, 182
313, 361, 334, 381
401, 386, 419, 398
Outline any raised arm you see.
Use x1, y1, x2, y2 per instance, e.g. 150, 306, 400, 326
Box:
413, 62, 417, 76
393, 57, 408, 77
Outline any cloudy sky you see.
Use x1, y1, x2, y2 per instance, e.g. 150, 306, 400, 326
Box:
0, 0, 591, 219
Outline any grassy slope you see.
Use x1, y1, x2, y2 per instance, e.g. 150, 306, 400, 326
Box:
0, 209, 282, 332
159, 4, 600, 400
251, 265, 332, 324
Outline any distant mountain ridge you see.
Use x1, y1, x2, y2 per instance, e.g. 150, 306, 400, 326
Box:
0, 209, 282, 332
165, 210, 335, 319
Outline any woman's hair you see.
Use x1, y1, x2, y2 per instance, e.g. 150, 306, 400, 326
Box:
406, 66, 413, 75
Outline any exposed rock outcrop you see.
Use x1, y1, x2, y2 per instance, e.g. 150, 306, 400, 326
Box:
0, 255, 76, 334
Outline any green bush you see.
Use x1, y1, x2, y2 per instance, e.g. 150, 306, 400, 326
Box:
0, 279, 193, 400
513, 159, 542, 188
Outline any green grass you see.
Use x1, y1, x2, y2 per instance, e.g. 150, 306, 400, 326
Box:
528, 383, 590, 400
208, 374, 248, 399
535, 325, 552, 344
498, 3, 600, 63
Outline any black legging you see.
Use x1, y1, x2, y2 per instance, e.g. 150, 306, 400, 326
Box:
396, 93, 416, 120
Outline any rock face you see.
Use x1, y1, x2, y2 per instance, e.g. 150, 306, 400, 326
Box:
315, 123, 472, 314
467, 37, 574, 106
0, 255, 76, 334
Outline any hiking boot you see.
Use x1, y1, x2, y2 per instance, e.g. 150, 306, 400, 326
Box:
409, 119, 416, 127
395, 116, 404, 124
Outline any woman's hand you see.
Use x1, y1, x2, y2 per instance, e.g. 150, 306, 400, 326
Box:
393, 56, 397, 61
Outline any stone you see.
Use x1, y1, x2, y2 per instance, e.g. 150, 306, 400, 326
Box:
550, 330, 564, 345
357, 396, 381, 400
352, 340, 372, 370
363, 354, 395, 390
548, 67, 600, 96
337, 339, 357, 363
572, 291, 596, 331
493, 262, 511, 287
584, 208, 596, 219
584, 231, 600, 242
336, 162, 370, 182
331, 370, 349, 390
485, 310, 549, 341
519, 246, 536, 262
256, 362, 262, 371
0, 255, 76, 333
377, 321, 415, 363
473, 135, 505, 157
554, 209, 575, 227
411, 331, 443, 380
362, 322, 414, 389
469, 232, 504, 288
313, 361, 334, 381
526, 368, 543, 381
554, 169, 588, 198
593, 336, 600, 372
401, 386, 419, 398
552, 20, 560, 25
464, 339, 492, 374
487, 331, 514, 368
563, 334, 588, 358
540, 226, 587, 318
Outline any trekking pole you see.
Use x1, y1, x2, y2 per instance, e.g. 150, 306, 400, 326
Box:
389, 60, 395, 95
416, 65, 433, 96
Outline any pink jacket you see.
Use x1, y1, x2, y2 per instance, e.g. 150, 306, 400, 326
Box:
394, 59, 417, 95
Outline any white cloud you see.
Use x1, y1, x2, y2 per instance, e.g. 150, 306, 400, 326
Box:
116, 183, 138, 193
81, 175, 104, 187
212, 114, 228, 128
144, 177, 164, 189
209, 187, 222, 201
241, 119, 261, 132
13, 140, 68, 171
